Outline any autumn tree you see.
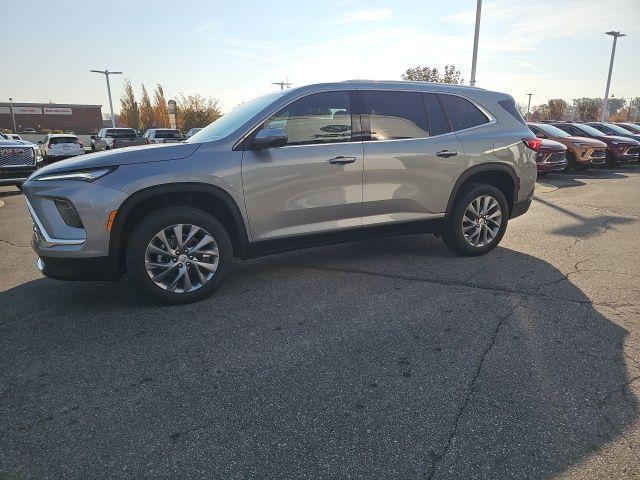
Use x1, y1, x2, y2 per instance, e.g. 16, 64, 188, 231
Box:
153, 84, 170, 128
139, 84, 155, 131
575, 98, 602, 121
119, 79, 140, 131
175, 93, 222, 132
401, 65, 463, 84
546, 99, 568, 121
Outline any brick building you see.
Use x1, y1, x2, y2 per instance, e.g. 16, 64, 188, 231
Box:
0, 103, 103, 134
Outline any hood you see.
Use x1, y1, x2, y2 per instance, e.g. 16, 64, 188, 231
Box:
539, 138, 567, 151
34, 142, 201, 176
565, 136, 607, 148
600, 135, 640, 146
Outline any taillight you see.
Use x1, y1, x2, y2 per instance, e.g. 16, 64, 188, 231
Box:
523, 138, 542, 151
76, 140, 83, 148
47, 143, 53, 149
112, 139, 117, 148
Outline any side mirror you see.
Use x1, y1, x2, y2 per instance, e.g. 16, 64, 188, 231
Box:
37, 140, 43, 145
253, 128, 287, 149
91, 135, 97, 140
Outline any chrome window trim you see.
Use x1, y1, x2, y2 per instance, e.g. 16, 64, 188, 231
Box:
24, 197, 85, 247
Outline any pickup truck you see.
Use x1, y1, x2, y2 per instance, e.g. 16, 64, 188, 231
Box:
0, 137, 42, 187
91, 128, 148, 151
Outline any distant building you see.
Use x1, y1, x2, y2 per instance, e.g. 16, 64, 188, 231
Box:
0, 102, 102, 134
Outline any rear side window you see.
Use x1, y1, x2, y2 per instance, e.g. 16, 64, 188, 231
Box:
423, 93, 450, 136
362, 90, 429, 140
155, 130, 182, 139
555, 124, 583, 136
440, 94, 490, 131
264, 91, 352, 146
498, 98, 526, 125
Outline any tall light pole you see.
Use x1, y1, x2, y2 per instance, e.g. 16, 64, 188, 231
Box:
90, 69, 122, 127
8, 97, 17, 133
525, 93, 533, 121
601, 31, 625, 121
570, 98, 578, 121
469, 0, 482, 87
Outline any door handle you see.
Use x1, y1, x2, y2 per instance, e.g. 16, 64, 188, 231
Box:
436, 150, 458, 158
328, 156, 356, 165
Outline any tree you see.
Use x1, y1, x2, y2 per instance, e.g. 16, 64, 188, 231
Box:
606, 97, 626, 117
516, 102, 528, 118
575, 98, 602, 122
530, 104, 550, 121
153, 84, 170, 128
119, 79, 140, 130
175, 93, 222, 132
139, 84, 155, 131
401, 65, 463, 84
546, 99, 568, 121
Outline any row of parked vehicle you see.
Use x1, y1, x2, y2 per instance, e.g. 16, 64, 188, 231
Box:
527, 121, 640, 174
90, 127, 202, 152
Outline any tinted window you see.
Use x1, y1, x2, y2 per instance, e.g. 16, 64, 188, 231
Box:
440, 94, 490, 131
155, 130, 182, 139
498, 98, 526, 125
588, 124, 612, 134
555, 124, 584, 137
531, 123, 570, 138
264, 91, 352, 146
423, 93, 450, 136
50, 137, 77, 144
363, 91, 428, 140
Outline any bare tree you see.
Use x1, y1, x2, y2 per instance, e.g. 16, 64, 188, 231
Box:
575, 98, 602, 122
401, 65, 463, 84
546, 99, 568, 121
139, 84, 155, 131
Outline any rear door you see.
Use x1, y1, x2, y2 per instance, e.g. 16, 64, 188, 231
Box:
242, 90, 364, 241
360, 90, 464, 224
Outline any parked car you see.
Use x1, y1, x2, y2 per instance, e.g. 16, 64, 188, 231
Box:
534, 138, 567, 174
143, 129, 183, 144
527, 122, 606, 171
552, 123, 640, 166
91, 128, 148, 151
0, 137, 42, 187
38, 134, 85, 164
585, 122, 640, 143
186, 128, 202, 138
22, 81, 537, 303
21, 128, 37, 134
614, 123, 640, 134
1, 133, 23, 141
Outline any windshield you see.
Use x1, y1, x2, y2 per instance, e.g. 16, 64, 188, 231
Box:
603, 123, 635, 135
186, 91, 285, 143
107, 129, 137, 138
618, 123, 640, 133
575, 124, 607, 137
536, 124, 570, 138
155, 130, 182, 139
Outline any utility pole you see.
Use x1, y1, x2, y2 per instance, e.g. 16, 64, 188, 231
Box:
8, 97, 17, 133
525, 93, 533, 121
469, 0, 482, 87
271, 80, 292, 90
601, 31, 625, 122
90, 69, 123, 127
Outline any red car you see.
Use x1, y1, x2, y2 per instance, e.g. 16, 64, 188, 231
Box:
535, 138, 568, 174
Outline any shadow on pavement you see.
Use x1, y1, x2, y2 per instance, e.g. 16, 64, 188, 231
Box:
536, 163, 639, 190
0, 233, 635, 479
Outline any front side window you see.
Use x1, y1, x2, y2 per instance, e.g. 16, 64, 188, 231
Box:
439, 94, 490, 132
262, 91, 352, 146
363, 90, 429, 140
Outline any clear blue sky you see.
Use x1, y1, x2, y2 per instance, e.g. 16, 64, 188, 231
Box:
2, 0, 639, 113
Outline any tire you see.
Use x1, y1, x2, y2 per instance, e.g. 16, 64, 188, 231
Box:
564, 151, 576, 172
604, 151, 617, 168
126, 206, 233, 304
441, 183, 509, 257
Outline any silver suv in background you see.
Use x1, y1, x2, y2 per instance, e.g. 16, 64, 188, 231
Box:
91, 128, 148, 151
143, 128, 183, 144
22, 81, 537, 303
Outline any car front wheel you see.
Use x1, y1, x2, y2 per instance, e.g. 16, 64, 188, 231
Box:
441, 183, 509, 256
126, 206, 232, 304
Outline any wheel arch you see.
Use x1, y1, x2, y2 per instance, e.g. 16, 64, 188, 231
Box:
109, 183, 250, 272
445, 163, 518, 220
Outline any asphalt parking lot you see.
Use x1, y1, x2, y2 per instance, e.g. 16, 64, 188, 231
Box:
1, 167, 639, 479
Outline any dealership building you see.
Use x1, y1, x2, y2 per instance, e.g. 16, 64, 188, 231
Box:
0, 102, 103, 134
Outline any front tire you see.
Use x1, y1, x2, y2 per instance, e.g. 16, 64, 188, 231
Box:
126, 206, 233, 304
441, 183, 509, 256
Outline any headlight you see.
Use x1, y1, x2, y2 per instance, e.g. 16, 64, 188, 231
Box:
572, 142, 590, 147
34, 167, 115, 182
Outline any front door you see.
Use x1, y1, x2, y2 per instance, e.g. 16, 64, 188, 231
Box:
242, 90, 364, 241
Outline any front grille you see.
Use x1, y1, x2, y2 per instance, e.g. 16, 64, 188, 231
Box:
0, 147, 35, 167
590, 149, 606, 158
625, 146, 640, 155
547, 152, 566, 163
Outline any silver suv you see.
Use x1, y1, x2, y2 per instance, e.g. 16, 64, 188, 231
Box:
22, 81, 537, 303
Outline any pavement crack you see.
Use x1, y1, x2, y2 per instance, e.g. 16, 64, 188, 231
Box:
426, 301, 521, 479
0, 238, 30, 249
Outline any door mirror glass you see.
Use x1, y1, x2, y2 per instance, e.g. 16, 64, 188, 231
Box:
253, 128, 288, 149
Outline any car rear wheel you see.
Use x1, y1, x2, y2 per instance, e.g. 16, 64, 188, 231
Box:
126, 206, 232, 304
441, 183, 509, 256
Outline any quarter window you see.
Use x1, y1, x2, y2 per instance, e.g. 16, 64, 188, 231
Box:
439, 94, 490, 131
362, 91, 429, 140
263, 91, 352, 146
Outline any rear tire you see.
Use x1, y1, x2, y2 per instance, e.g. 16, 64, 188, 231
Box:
441, 183, 509, 257
126, 206, 233, 304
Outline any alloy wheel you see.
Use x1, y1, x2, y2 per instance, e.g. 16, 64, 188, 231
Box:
144, 223, 219, 293
462, 195, 503, 247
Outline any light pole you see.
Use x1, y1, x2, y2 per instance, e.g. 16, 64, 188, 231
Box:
8, 97, 17, 133
90, 69, 123, 127
469, 0, 482, 87
570, 99, 578, 121
601, 31, 625, 122
525, 93, 533, 121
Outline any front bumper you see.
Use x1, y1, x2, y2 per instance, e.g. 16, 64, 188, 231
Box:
0, 166, 38, 185
37, 255, 121, 281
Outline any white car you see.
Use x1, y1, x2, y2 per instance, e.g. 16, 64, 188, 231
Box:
143, 128, 183, 144
1, 133, 23, 141
39, 134, 84, 164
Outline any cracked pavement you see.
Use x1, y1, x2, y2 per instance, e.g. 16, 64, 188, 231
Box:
1, 166, 639, 479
